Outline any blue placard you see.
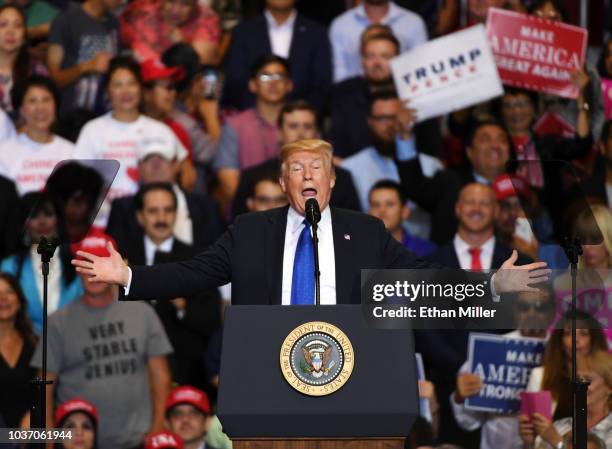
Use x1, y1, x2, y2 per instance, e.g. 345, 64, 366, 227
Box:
464, 333, 545, 414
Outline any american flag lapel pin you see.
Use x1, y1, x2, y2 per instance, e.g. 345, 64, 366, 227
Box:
344, 234, 351, 240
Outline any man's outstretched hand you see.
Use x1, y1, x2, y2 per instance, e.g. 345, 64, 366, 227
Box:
493, 250, 551, 294
72, 242, 130, 286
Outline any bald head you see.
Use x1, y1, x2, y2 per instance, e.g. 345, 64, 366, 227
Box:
455, 183, 498, 235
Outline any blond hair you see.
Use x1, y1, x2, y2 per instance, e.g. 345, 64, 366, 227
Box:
583, 350, 612, 410
279, 139, 335, 176
574, 205, 612, 269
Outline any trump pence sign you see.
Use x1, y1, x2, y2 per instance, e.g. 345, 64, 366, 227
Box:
390, 24, 503, 122
486, 8, 587, 98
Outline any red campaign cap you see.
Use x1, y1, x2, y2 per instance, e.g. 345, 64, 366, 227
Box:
145, 432, 184, 449
165, 385, 211, 415
71, 227, 117, 259
492, 174, 532, 202
55, 398, 98, 426
141, 59, 184, 84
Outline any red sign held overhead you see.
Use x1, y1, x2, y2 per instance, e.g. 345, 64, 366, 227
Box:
486, 8, 588, 99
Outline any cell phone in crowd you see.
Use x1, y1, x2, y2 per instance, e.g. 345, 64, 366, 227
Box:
202, 68, 220, 99
514, 216, 535, 244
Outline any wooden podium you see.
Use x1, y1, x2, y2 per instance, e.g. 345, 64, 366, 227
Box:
217, 306, 418, 448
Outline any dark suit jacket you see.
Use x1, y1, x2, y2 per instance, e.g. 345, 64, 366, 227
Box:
126, 237, 222, 390
0, 175, 20, 259
124, 206, 468, 305
397, 160, 476, 245
106, 189, 225, 254
231, 157, 360, 218
221, 13, 332, 113
330, 76, 443, 159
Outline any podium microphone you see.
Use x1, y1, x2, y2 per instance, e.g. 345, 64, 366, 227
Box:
305, 199, 321, 305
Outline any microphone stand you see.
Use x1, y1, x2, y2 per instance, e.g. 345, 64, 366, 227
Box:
312, 221, 320, 306
563, 237, 588, 449
31, 236, 58, 440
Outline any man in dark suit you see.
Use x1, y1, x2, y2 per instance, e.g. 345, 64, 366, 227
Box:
75, 138, 547, 307
397, 119, 512, 245
0, 174, 20, 259
106, 138, 225, 253
418, 182, 531, 448
124, 182, 221, 391
222, 0, 332, 114
232, 100, 360, 218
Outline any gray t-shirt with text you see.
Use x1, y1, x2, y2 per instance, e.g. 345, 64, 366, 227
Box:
32, 299, 172, 449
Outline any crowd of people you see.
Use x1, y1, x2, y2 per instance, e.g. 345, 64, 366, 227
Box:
0, 0, 612, 448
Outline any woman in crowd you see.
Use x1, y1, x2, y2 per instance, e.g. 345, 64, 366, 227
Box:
0, 273, 37, 428
120, 0, 220, 64
0, 192, 82, 334
527, 311, 608, 420
0, 5, 29, 116
520, 350, 612, 448
55, 398, 98, 449
597, 39, 612, 120
528, 0, 605, 139
0, 76, 74, 195
75, 56, 193, 226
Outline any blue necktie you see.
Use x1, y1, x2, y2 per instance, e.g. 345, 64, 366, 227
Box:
290, 219, 315, 305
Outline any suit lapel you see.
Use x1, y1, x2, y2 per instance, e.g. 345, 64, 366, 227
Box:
265, 206, 288, 305
331, 209, 353, 305
491, 242, 507, 269
288, 15, 307, 65
257, 15, 272, 54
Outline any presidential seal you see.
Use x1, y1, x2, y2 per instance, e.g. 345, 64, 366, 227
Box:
280, 321, 354, 396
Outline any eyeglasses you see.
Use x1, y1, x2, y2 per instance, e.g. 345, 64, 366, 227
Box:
168, 408, 205, 419
254, 195, 287, 206
369, 114, 397, 123
257, 73, 287, 83
516, 301, 552, 313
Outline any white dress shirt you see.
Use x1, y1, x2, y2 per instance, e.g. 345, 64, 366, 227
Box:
144, 235, 174, 266
265, 9, 296, 59
281, 206, 336, 305
173, 185, 193, 245
453, 235, 495, 271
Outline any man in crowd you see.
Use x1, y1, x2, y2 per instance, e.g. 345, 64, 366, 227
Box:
106, 137, 224, 253
330, 0, 427, 83
420, 183, 531, 448
32, 233, 173, 449
124, 182, 221, 390
222, 0, 331, 114
330, 25, 441, 159
397, 119, 511, 244
232, 99, 360, 217
368, 180, 436, 257
451, 285, 556, 449
342, 89, 442, 212
492, 174, 568, 269
213, 55, 292, 205
165, 386, 221, 449
246, 171, 289, 213
47, 0, 120, 115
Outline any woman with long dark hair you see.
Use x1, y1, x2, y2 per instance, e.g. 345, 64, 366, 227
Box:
0, 4, 29, 116
0, 272, 37, 428
0, 191, 82, 334
54, 398, 98, 449
527, 311, 608, 420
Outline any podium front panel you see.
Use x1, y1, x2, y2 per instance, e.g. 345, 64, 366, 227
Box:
217, 305, 418, 438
